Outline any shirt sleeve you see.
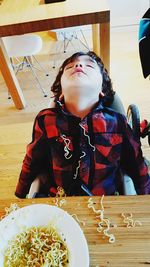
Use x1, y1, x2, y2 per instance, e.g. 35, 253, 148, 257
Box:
121, 115, 150, 194
15, 115, 48, 198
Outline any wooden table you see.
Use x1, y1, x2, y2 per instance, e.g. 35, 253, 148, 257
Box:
0, 0, 110, 109
0, 195, 150, 266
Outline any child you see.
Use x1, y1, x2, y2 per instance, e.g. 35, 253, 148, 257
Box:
15, 51, 150, 198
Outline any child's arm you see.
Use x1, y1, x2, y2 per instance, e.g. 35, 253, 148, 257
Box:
15, 114, 48, 198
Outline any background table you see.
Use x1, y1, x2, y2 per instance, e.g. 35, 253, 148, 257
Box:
0, 0, 110, 109
0, 195, 150, 266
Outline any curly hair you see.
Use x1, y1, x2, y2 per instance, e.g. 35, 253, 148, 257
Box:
51, 51, 115, 106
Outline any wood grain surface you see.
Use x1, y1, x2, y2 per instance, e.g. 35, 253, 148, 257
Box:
0, 195, 150, 267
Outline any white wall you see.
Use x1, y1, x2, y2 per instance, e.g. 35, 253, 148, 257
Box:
107, 0, 150, 26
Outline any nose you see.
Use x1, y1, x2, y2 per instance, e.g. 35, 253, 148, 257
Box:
75, 63, 83, 68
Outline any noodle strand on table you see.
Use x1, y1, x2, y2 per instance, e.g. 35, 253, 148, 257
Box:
87, 196, 116, 243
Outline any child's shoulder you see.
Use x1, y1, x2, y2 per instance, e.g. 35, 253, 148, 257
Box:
36, 108, 57, 118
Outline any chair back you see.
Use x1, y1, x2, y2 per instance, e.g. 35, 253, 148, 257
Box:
2, 34, 43, 57
109, 93, 126, 115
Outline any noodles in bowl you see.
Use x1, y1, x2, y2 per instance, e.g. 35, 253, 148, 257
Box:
4, 225, 69, 267
0, 204, 89, 267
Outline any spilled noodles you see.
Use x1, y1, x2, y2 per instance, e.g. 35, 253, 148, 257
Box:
4, 225, 69, 267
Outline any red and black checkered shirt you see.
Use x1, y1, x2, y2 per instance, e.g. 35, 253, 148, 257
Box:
15, 101, 150, 198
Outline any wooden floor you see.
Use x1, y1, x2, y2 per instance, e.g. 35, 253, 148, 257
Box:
0, 25, 150, 199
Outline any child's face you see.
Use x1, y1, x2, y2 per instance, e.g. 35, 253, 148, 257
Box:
60, 55, 103, 99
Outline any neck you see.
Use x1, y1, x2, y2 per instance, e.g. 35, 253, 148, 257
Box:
64, 95, 99, 119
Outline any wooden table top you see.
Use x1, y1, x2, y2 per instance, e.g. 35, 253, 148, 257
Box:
0, 195, 150, 266
0, 0, 109, 36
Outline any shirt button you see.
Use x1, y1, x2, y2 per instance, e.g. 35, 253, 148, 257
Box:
82, 167, 86, 172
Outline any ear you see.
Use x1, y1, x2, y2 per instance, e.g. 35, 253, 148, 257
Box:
59, 93, 64, 101
99, 91, 105, 98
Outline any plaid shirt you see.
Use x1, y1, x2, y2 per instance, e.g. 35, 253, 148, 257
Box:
15, 101, 150, 198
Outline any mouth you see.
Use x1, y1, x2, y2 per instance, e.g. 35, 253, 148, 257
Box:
71, 68, 86, 75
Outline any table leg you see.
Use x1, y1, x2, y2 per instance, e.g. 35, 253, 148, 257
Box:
92, 22, 110, 73
92, 24, 100, 56
0, 39, 26, 110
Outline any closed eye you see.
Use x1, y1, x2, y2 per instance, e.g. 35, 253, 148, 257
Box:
65, 65, 74, 70
86, 64, 95, 68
